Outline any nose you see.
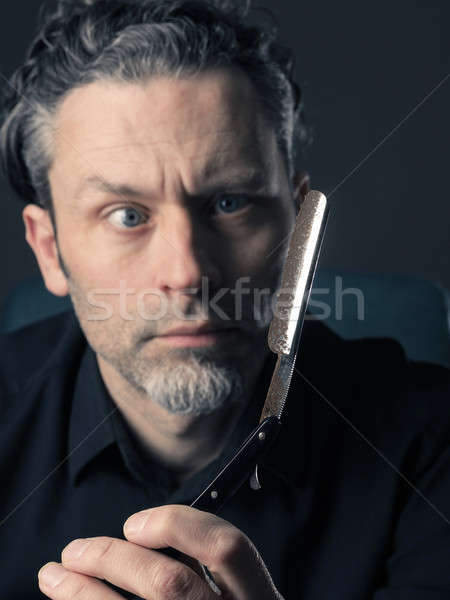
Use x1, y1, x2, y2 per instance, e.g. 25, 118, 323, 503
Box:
151, 206, 220, 294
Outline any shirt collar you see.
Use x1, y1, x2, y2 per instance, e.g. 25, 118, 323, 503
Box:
68, 344, 117, 486
67, 314, 340, 491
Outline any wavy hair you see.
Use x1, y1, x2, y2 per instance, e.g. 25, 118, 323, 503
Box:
0, 0, 310, 221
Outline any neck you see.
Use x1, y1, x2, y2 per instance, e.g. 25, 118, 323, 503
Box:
96, 351, 269, 485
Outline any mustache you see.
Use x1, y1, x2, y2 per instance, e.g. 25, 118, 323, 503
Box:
139, 315, 260, 339
137, 298, 271, 339
83, 277, 277, 332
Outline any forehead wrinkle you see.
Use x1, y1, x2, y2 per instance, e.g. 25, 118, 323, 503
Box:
68, 126, 240, 155
64, 125, 257, 189
53, 73, 281, 202
73, 128, 277, 200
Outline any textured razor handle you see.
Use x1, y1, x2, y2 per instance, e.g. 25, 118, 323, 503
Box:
268, 190, 329, 356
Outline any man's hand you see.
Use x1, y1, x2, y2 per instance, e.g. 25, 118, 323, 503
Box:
38, 505, 284, 599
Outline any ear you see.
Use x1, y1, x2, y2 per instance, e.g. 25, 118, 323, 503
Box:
292, 171, 310, 213
22, 204, 69, 297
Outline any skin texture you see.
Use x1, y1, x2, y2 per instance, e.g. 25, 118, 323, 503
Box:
38, 505, 285, 599
24, 67, 309, 598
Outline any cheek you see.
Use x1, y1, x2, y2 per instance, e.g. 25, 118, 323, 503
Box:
228, 216, 292, 278
58, 223, 137, 289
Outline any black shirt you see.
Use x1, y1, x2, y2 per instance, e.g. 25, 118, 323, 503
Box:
1, 309, 450, 599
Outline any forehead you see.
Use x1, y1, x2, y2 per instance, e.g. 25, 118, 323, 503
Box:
50, 68, 282, 194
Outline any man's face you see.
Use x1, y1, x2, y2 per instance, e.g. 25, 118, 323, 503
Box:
30, 68, 298, 415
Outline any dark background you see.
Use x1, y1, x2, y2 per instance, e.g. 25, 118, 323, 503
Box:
0, 0, 449, 311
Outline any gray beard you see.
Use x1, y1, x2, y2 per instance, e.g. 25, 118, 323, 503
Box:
102, 349, 245, 416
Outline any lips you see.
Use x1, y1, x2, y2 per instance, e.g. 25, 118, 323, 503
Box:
155, 323, 239, 347
161, 323, 235, 336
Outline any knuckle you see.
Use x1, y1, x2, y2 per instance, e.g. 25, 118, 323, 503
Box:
132, 554, 157, 595
47, 571, 89, 598
69, 579, 90, 598
157, 507, 179, 542
91, 536, 117, 562
153, 563, 196, 600
160, 505, 178, 528
210, 527, 252, 567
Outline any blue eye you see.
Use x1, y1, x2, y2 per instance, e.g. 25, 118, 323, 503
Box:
107, 206, 147, 229
213, 195, 249, 215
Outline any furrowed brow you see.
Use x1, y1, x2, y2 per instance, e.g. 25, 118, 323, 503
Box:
197, 166, 273, 195
74, 167, 272, 202
74, 176, 149, 200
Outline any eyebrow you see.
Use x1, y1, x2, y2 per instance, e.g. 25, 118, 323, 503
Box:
74, 177, 148, 200
74, 169, 272, 201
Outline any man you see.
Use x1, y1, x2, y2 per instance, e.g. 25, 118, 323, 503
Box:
0, 1, 449, 598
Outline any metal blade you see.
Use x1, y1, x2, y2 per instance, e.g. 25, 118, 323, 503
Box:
259, 190, 329, 422
259, 354, 296, 422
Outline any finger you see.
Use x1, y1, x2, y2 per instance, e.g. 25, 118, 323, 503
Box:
161, 546, 206, 579
60, 536, 218, 600
38, 561, 124, 599
123, 505, 281, 599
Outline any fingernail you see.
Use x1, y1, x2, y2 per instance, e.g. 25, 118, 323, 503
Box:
124, 511, 150, 535
39, 563, 69, 588
62, 538, 91, 559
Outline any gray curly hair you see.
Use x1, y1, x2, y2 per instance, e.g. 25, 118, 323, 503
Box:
0, 0, 310, 226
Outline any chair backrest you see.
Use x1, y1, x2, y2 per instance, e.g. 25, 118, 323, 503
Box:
310, 270, 450, 368
0, 277, 71, 333
1, 271, 449, 368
